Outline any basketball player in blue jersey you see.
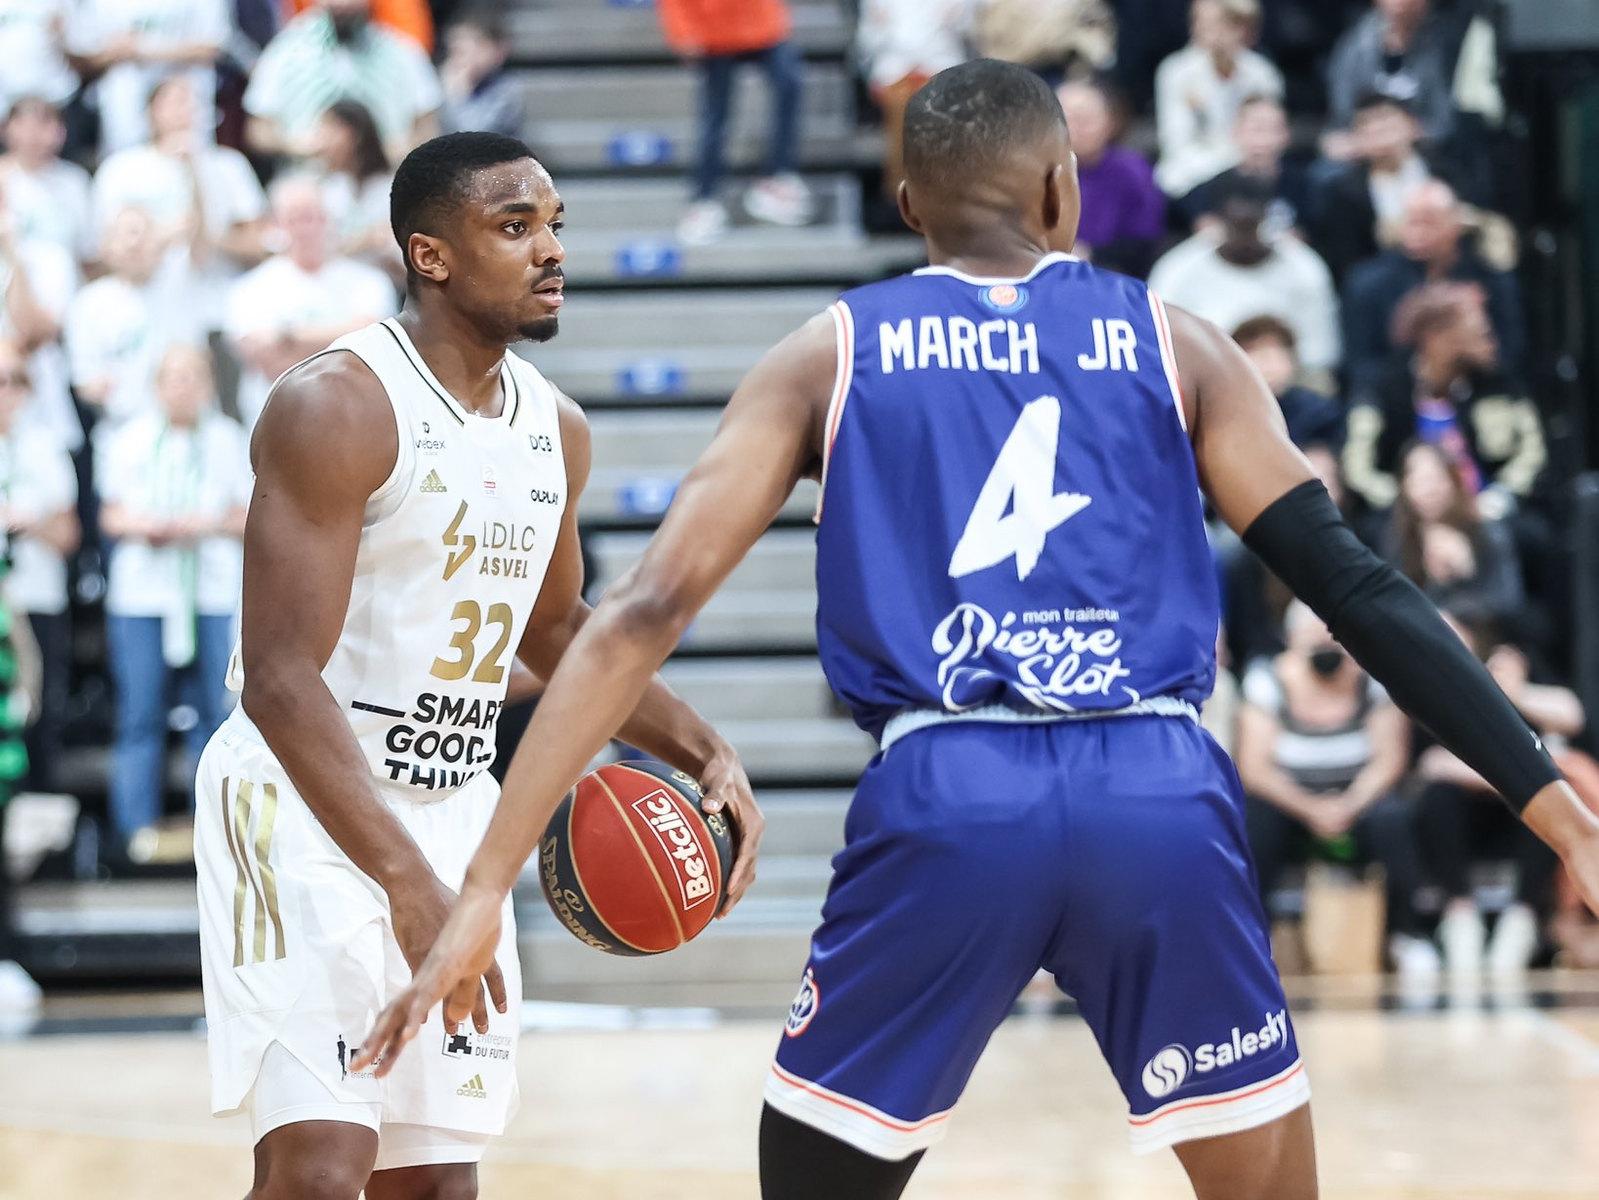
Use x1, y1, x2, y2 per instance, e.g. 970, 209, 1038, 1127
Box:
358, 62, 1599, 1198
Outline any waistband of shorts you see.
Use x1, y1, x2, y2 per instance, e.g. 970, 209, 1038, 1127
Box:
879, 698, 1200, 752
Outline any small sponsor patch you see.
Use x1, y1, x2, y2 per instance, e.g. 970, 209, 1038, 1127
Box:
784, 968, 819, 1038
981, 283, 1028, 313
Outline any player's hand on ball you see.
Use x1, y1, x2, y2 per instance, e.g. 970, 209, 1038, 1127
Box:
385, 874, 505, 1035
354, 880, 504, 1077
699, 744, 763, 917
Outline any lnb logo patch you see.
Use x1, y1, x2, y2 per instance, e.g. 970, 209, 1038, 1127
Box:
981, 283, 1029, 313
784, 967, 820, 1038
1141, 1044, 1192, 1099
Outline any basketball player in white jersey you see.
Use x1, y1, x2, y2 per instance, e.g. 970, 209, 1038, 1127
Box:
194, 132, 763, 1200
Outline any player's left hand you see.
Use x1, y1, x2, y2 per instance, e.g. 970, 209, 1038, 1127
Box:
351, 880, 504, 1077
698, 744, 763, 918
1524, 779, 1599, 919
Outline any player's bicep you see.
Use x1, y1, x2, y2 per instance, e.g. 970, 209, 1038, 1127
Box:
1171, 305, 1316, 535
240, 364, 396, 682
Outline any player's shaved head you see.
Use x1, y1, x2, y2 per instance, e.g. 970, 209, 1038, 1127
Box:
897, 60, 1079, 265
903, 59, 1069, 193
391, 131, 539, 283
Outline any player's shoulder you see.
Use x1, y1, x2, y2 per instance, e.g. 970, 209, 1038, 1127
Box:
253, 348, 396, 486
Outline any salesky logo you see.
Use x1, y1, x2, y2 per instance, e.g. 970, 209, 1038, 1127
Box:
785, 967, 820, 1038
1141, 1010, 1289, 1100
441, 500, 476, 581
457, 1073, 487, 1099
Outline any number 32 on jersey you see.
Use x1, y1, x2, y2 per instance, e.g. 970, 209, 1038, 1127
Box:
949, 395, 1091, 583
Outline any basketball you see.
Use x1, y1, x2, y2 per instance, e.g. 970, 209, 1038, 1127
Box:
537, 760, 737, 956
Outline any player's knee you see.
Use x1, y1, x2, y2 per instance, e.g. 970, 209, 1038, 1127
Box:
252, 1156, 369, 1200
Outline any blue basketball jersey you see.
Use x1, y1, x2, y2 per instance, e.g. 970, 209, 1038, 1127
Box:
815, 252, 1219, 741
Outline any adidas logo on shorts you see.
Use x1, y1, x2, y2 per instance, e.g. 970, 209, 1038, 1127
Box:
421, 469, 448, 494
456, 1073, 487, 1099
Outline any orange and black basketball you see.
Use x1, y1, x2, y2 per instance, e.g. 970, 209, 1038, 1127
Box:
538, 760, 737, 956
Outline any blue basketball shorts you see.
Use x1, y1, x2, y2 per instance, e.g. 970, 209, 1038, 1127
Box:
766, 715, 1309, 1160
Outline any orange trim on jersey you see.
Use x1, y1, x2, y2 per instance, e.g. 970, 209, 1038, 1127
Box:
1128, 1061, 1305, 1128
769, 1062, 951, 1133
814, 302, 855, 522
1148, 292, 1187, 432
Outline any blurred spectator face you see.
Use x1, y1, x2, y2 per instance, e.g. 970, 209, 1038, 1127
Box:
1191, 0, 1253, 59
1283, 602, 1347, 676
1398, 182, 1462, 264
101, 208, 163, 282
272, 179, 332, 270
1058, 82, 1114, 164
148, 77, 198, 143
0, 340, 29, 431
1234, 98, 1288, 172
323, 0, 372, 40
1400, 442, 1461, 523
1237, 326, 1297, 395
1415, 291, 1497, 375
313, 110, 359, 174
3, 98, 66, 166
445, 21, 508, 84
1353, 99, 1420, 167
1217, 193, 1269, 262
1302, 443, 1346, 509
155, 343, 216, 427
1376, 0, 1429, 26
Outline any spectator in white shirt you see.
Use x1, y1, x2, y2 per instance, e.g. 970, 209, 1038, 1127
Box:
1149, 174, 1341, 380
311, 99, 399, 279
0, 97, 93, 264
0, 336, 76, 793
91, 75, 266, 326
0, 186, 78, 453
66, 0, 232, 155
1153, 0, 1283, 200
65, 207, 200, 431
244, 0, 443, 162
99, 342, 248, 851
224, 174, 396, 427
0, 1, 78, 117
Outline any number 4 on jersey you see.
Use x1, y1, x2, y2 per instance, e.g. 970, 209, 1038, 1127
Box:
948, 395, 1091, 582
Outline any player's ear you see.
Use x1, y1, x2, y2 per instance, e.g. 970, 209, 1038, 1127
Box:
407, 232, 450, 286
1043, 158, 1082, 254
896, 180, 924, 236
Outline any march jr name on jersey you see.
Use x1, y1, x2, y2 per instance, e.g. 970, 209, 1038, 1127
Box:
879, 316, 1140, 376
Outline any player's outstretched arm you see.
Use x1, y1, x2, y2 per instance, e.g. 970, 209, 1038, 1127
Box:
513, 391, 761, 895
352, 313, 834, 1074
1169, 303, 1599, 916
241, 356, 506, 1033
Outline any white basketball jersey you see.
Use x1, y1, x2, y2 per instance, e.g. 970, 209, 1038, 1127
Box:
230, 317, 568, 794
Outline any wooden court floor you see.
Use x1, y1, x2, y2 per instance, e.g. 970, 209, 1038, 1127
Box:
3, 986, 1598, 1199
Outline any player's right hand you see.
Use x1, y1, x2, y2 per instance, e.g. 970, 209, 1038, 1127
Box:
385, 872, 507, 1037
1524, 779, 1599, 919
354, 878, 505, 1077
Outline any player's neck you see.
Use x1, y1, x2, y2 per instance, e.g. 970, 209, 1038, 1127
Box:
923, 232, 1055, 282
395, 305, 508, 416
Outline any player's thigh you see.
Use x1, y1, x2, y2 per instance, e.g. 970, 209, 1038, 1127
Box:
1174, 1102, 1318, 1200
1048, 718, 1309, 1154
770, 725, 1069, 1157
366, 1158, 481, 1200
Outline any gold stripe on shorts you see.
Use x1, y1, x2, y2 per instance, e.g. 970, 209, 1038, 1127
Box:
254, 784, 286, 962
220, 777, 249, 968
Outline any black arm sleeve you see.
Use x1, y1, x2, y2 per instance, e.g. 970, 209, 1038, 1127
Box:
1241, 480, 1558, 814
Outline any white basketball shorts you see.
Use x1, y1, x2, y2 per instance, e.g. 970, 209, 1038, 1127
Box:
195, 711, 521, 1148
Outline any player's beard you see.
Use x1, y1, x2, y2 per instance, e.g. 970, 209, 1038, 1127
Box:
517, 316, 560, 343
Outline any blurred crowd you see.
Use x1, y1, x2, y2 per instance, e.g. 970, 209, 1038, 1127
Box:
0, 0, 1594, 1011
